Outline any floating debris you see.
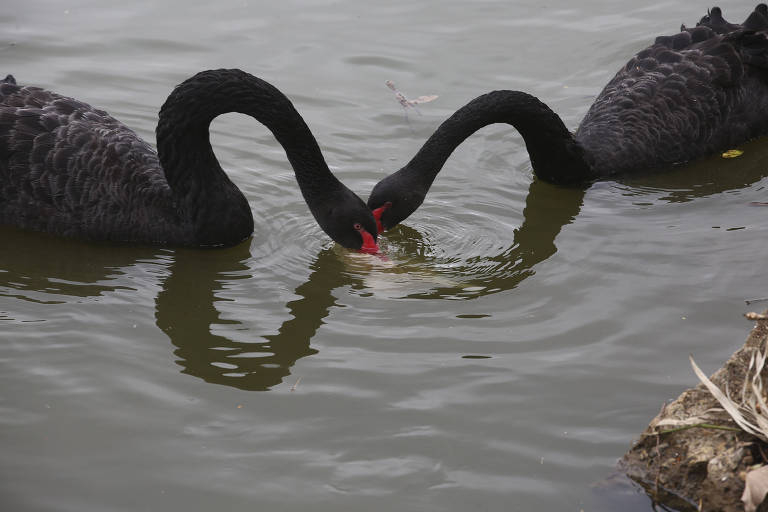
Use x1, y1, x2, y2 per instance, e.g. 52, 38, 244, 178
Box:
385, 80, 437, 120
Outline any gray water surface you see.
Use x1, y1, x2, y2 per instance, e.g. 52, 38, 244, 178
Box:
2, 1, 767, 511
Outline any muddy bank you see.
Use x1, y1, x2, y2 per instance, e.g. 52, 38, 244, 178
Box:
620, 314, 768, 512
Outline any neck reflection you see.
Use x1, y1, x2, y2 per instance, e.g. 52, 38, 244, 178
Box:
384, 142, 768, 300
155, 244, 352, 391
388, 178, 586, 300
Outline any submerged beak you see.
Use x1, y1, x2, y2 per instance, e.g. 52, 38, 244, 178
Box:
357, 227, 380, 254
371, 202, 392, 234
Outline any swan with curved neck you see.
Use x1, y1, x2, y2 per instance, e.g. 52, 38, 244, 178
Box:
369, 5, 768, 231
0, 69, 379, 252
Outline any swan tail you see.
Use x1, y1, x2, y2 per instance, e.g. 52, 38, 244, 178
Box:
2, 75, 15, 84
743, 9, 768, 32
696, 6, 740, 34
694, 5, 768, 34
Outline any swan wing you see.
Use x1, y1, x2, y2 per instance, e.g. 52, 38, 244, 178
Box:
0, 80, 174, 240
575, 20, 768, 176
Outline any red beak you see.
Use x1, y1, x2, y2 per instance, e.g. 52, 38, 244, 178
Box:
357, 226, 380, 254
360, 229, 379, 254
371, 202, 392, 234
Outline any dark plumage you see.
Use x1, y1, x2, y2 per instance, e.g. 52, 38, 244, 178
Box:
0, 69, 378, 249
368, 5, 768, 231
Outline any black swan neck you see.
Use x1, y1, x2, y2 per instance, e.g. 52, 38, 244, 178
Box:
155, 69, 344, 242
403, 90, 594, 186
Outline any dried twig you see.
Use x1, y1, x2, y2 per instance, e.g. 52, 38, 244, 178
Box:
655, 423, 742, 435
690, 335, 768, 443
655, 431, 662, 495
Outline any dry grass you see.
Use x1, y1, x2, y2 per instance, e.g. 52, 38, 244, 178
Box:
690, 314, 768, 443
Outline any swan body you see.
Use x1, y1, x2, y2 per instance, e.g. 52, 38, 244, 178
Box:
0, 69, 378, 250
368, 5, 768, 230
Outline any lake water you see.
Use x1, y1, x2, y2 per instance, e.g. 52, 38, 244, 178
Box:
2, 1, 767, 510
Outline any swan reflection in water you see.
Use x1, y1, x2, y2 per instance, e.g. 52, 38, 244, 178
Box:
149, 176, 579, 390
4, 144, 767, 391
0, 176, 579, 391
156, 243, 339, 391
153, 147, 768, 390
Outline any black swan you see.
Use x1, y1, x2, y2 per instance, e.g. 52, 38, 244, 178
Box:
0, 69, 379, 251
368, 5, 768, 232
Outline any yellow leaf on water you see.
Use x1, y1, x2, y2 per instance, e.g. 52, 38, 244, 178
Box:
722, 149, 744, 159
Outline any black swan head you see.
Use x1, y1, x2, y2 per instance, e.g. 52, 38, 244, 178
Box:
0, 69, 379, 252
368, 5, 768, 231
312, 188, 380, 252
369, 168, 431, 233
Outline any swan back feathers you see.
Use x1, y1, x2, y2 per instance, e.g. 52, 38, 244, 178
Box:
0, 79, 179, 243
575, 5, 768, 176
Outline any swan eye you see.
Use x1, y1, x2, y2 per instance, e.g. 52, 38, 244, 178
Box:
353, 223, 362, 231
